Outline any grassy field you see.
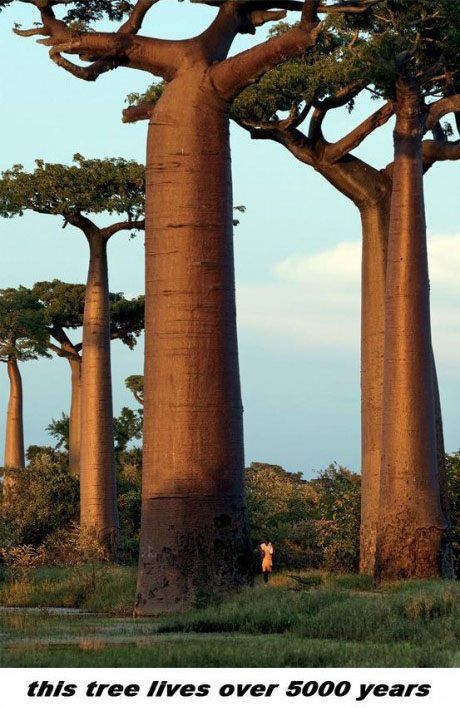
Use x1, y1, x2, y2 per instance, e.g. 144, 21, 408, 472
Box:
1, 566, 459, 667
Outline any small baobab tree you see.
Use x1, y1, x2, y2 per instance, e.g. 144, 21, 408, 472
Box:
0, 156, 145, 557
0, 287, 49, 475
32, 280, 144, 479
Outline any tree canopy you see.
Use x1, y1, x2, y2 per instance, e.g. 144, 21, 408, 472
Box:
0, 287, 50, 362
125, 375, 144, 405
30, 280, 144, 356
0, 155, 145, 224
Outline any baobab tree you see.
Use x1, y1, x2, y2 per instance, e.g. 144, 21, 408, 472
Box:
229, 20, 460, 575
32, 280, 144, 479
3, 0, 378, 612
0, 287, 49, 475
0, 156, 145, 557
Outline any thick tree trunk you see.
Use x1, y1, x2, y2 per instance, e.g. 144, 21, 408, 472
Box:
68, 356, 82, 479
79, 234, 119, 558
135, 69, 251, 615
359, 200, 389, 575
4, 357, 25, 469
376, 80, 445, 579
313, 157, 390, 576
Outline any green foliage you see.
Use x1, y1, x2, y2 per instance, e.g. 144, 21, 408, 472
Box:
109, 294, 144, 348
445, 450, 460, 577
234, 4, 460, 129
114, 407, 143, 452
0, 447, 78, 547
125, 374, 144, 404
0, 287, 49, 361
246, 462, 361, 572
0, 154, 145, 222
311, 463, 362, 571
46, 413, 70, 451
32, 281, 86, 331
126, 81, 165, 109
32, 280, 144, 349
246, 462, 320, 568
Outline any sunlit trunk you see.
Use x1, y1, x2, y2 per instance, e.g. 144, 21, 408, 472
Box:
135, 69, 252, 616
79, 233, 119, 558
68, 355, 82, 479
376, 79, 445, 580
4, 356, 25, 469
359, 200, 389, 575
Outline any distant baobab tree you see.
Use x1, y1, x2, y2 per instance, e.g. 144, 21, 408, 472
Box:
0, 287, 49, 475
2, 0, 380, 612
32, 280, 144, 479
0, 156, 145, 558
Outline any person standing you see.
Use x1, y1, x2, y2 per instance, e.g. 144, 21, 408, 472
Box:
259, 540, 274, 583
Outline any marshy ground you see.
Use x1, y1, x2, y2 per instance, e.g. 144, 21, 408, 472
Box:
1, 566, 459, 667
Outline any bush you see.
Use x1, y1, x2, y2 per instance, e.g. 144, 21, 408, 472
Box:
445, 451, 460, 576
245, 462, 361, 572
0, 447, 78, 546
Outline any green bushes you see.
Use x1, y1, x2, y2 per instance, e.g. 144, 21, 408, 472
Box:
0, 447, 78, 547
2, 444, 459, 576
246, 462, 361, 572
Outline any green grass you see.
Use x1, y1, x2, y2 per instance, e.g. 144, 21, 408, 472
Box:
1, 567, 459, 667
0, 565, 137, 615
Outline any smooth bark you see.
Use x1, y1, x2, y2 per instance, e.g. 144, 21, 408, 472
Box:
79, 233, 119, 558
267, 131, 391, 575
376, 80, 446, 579
135, 70, 251, 615
68, 355, 82, 480
4, 356, 25, 469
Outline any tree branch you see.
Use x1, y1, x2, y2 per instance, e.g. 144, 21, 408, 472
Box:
325, 101, 394, 162
118, 0, 162, 34
64, 212, 98, 235
426, 95, 460, 131
210, 15, 322, 101
422, 139, 460, 169
48, 342, 81, 363
122, 103, 155, 123
101, 219, 145, 239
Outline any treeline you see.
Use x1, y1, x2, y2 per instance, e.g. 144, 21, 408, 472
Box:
2, 437, 460, 578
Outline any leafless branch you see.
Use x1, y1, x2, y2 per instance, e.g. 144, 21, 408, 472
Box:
325, 101, 394, 161
102, 220, 145, 239
426, 95, 460, 130
118, 0, 162, 34
122, 103, 155, 123
422, 139, 460, 168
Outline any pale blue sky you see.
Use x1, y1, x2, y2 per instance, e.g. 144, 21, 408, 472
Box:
0, 2, 459, 476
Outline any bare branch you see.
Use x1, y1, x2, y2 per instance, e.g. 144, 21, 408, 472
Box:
422, 139, 460, 169
65, 212, 98, 235
325, 101, 394, 162
50, 52, 124, 81
210, 18, 322, 101
122, 103, 155, 123
13, 25, 47, 37
48, 342, 81, 363
43, 33, 179, 80
101, 219, 145, 239
118, 0, 162, 34
426, 95, 460, 130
